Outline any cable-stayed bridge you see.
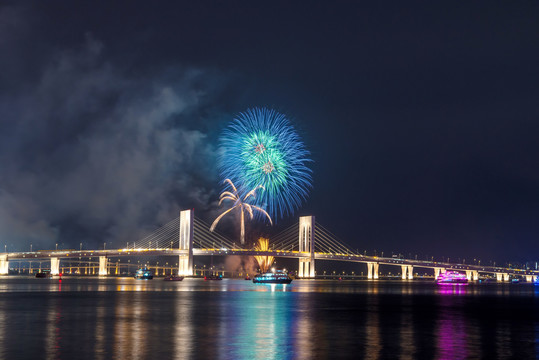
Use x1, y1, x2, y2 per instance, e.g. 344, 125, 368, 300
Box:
1, 209, 537, 282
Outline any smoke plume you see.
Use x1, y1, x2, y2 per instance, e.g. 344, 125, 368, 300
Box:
0, 33, 223, 250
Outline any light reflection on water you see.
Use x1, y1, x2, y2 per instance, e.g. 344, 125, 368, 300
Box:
365, 306, 381, 360
399, 310, 415, 359
0, 304, 4, 359
0, 277, 536, 359
436, 296, 469, 360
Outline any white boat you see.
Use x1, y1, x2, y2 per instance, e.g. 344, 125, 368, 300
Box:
134, 268, 153, 280
253, 270, 292, 284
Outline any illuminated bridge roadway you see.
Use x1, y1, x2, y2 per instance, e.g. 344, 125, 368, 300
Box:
1, 210, 537, 282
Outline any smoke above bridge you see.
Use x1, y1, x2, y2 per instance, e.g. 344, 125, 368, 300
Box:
0, 33, 223, 251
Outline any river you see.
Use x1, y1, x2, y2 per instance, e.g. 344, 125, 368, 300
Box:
0, 276, 537, 359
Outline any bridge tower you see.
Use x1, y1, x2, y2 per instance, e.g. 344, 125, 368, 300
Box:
298, 216, 315, 278
178, 209, 194, 276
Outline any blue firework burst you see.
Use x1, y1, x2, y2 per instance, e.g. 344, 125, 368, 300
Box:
218, 107, 312, 219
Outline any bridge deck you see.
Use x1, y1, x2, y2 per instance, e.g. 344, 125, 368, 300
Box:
2, 248, 536, 276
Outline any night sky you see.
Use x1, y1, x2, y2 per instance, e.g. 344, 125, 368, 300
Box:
1, 2, 539, 263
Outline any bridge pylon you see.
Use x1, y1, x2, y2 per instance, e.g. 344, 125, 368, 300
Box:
178, 209, 194, 276
298, 216, 315, 278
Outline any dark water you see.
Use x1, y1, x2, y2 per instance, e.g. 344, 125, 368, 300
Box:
0, 277, 538, 359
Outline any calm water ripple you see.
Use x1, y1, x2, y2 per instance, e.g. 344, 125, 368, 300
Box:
0, 276, 537, 359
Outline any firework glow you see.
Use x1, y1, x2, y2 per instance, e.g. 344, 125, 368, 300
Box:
254, 237, 274, 273
210, 179, 272, 244
218, 108, 312, 219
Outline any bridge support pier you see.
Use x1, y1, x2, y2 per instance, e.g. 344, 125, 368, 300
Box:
503, 273, 510, 282
298, 216, 315, 278
0, 255, 8, 275
367, 262, 379, 279
99, 256, 108, 276
465, 270, 480, 281
400, 265, 413, 280
434, 267, 445, 280
50, 258, 60, 275
178, 209, 194, 276
401, 265, 407, 280
526, 275, 537, 282
495, 273, 503, 281
464, 270, 480, 281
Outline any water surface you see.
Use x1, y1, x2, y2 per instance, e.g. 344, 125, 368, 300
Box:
0, 276, 537, 359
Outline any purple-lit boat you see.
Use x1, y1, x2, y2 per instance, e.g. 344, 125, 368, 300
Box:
437, 271, 468, 285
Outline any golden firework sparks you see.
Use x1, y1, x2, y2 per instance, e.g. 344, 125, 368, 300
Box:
254, 237, 274, 273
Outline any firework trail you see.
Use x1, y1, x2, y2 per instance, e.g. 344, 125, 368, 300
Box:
210, 179, 272, 244
218, 108, 312, 219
